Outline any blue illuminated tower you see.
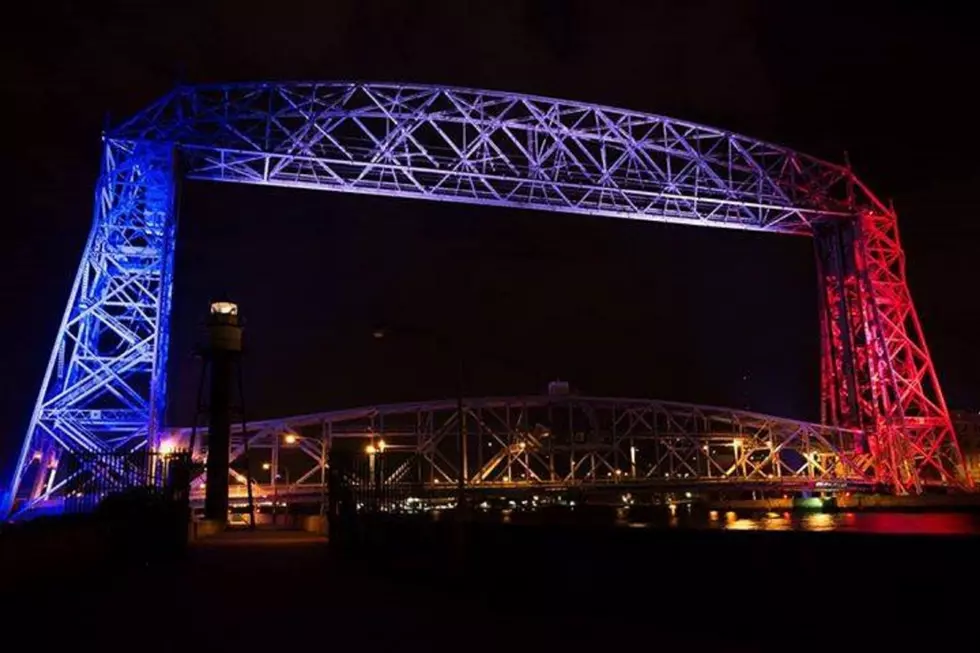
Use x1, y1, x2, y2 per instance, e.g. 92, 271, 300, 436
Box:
1, 140, 177, 517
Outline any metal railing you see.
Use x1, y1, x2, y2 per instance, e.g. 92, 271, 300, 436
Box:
56, 450, 191, 515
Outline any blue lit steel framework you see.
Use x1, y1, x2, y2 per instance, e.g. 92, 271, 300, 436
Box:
3, 82, 968, 516
3, 141, 177, 517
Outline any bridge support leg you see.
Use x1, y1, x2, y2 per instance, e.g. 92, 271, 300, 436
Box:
815, 212, 969, 492
2, 139, 178, 517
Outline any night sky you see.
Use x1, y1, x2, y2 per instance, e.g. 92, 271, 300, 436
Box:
2, 1, 978, 473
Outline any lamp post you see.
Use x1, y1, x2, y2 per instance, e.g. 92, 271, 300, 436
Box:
365, 439, 387, 509
366, 442, 377, 492
270, 433, 297, 524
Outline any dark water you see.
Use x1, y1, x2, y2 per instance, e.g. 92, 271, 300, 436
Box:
618, 507, 980, 534
423, 501, 980, 535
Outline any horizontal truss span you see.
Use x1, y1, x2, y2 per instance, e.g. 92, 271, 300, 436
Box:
111, 82, 882, 234
169, 396, 877, 497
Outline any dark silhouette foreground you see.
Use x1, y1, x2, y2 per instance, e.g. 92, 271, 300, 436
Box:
5, 512, 978, 652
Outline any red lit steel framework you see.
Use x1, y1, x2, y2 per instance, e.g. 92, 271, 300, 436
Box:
815, 203, 967, 492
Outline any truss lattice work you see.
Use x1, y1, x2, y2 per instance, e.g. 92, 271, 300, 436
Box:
3, 82, 967, 515
172, 397, 876, 500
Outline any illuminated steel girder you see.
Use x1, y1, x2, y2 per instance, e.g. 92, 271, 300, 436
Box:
2, 82, 967, 516
172, 396, 877, 500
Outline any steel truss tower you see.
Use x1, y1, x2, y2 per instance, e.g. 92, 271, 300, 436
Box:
2, 82, 968, 516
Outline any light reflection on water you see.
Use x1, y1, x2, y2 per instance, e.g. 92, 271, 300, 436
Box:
724, 511, 835, 531
619, 508, 980, 534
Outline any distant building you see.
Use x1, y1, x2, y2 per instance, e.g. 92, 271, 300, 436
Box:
951, 409, 980, 480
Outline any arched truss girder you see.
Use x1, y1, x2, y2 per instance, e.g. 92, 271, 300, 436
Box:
111, 81, 882, 234
165, 396, 876, 500
2, 82, 968, 517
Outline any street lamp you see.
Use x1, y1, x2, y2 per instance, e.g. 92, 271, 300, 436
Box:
269, 435, 300, 523
365, 440, 387, 508
158, 438, 177, 456
366, 442, 377, 494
